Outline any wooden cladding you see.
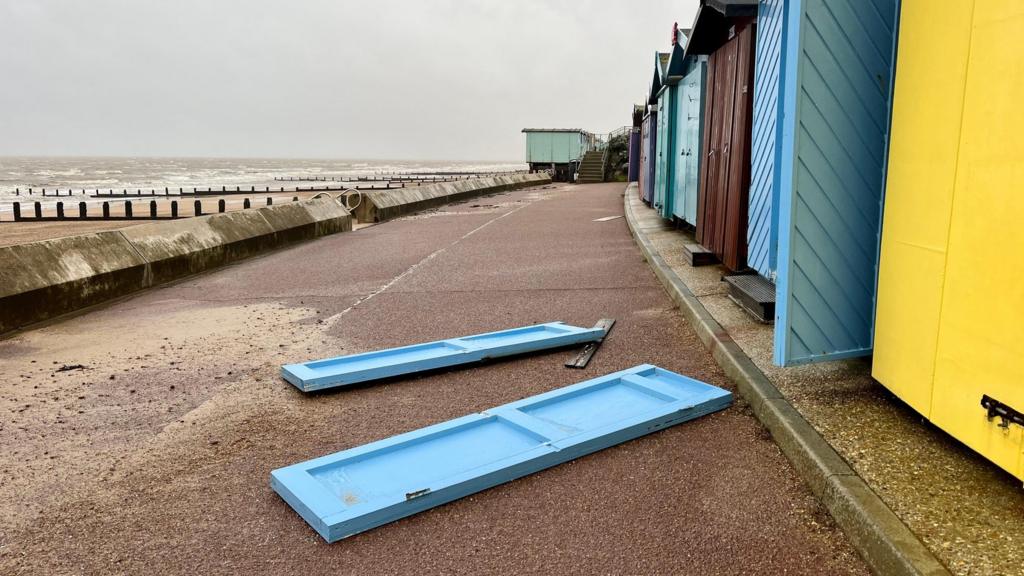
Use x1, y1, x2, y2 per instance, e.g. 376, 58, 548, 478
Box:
696, 21, 756, 272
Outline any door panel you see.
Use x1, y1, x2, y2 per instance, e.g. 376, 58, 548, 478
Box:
722, 23, 755, 271
696, 25, 753, 272
683, 63, 707, 225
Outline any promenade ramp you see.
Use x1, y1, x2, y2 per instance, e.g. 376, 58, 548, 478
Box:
0, 182, 867, 575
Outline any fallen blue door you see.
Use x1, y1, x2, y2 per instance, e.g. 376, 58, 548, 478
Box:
281, 322, 607, 392
271, 364, 732, 542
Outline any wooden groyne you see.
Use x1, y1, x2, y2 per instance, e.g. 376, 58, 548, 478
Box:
9, 196, 300, 222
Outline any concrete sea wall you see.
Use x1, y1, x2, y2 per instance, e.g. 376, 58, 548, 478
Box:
354, 173, 551, 222
0, 197, 352, 334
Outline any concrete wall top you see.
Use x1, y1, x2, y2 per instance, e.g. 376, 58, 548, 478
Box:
255, 197, 349, 233
121, 197, 348, 260
363, 174, 546, 211
1, 197, 352, 334
120, 209, 277, 264
0, 231, 146, 299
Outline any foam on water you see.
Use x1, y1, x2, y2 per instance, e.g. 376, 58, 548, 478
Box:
0, 157, 527, 204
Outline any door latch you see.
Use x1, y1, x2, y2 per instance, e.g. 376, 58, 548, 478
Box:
981, 395, 1024, 430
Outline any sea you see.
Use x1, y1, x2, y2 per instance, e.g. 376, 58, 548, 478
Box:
0, 157, 527, 205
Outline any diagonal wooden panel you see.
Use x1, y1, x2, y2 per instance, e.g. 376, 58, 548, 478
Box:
748, 0, 786, 280
774, 0, 898, 366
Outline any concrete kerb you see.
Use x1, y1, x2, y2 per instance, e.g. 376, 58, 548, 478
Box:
355, 173, 551, 222
622, 184, 949, 576
0, 197, 352, 335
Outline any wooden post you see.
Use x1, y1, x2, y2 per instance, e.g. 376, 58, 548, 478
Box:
34, 201, 42, 218
194, 200, 203, 216
267, 197, 273, 206
292, 196, 298, 202
13, 202, 21, 221
124, 201, 133, 218
57, 201, 65, 219
218, 199, 226, 213
102, 202, 110, 219
171, 200, 178, 218
150, 200, 157, 218
243, 198, 251, 209
79, 202, 87, 218
250, 186, 255, 192
14, 188, 18, 196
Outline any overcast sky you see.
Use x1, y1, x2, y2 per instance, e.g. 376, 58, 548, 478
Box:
0, 0, 699, 161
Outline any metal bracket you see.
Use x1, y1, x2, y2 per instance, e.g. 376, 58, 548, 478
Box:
565, 319, 616, 369
981, 395, 1024, 430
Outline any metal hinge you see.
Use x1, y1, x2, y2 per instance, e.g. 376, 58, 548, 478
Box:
981, 395, 1024, 430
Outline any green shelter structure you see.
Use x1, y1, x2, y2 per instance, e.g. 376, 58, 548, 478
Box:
522, 128, 597, 182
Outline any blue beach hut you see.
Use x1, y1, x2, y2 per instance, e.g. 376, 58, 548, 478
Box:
661, 24, 707, 226
638, 50, 671, 204
740, 0, 900, 365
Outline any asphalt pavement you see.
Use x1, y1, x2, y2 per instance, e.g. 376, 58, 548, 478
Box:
0, 182, 868, 575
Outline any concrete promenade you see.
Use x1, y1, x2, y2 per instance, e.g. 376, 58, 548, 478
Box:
0, 182, 866, 574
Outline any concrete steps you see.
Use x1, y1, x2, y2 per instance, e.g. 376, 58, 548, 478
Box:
577, 151, 605, 184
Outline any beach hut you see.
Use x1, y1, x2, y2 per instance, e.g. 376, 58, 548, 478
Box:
653, 67, 671, 216
685, 0, 758, 272
627, 106, 643, 183
521, 129, 597, 182
627, 129, 640, 183
873, 0, 1024, 481
652, 24, 705, 224
735, 0, 899, 365
639, 53, 668, 205
662, 25, 707, 227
